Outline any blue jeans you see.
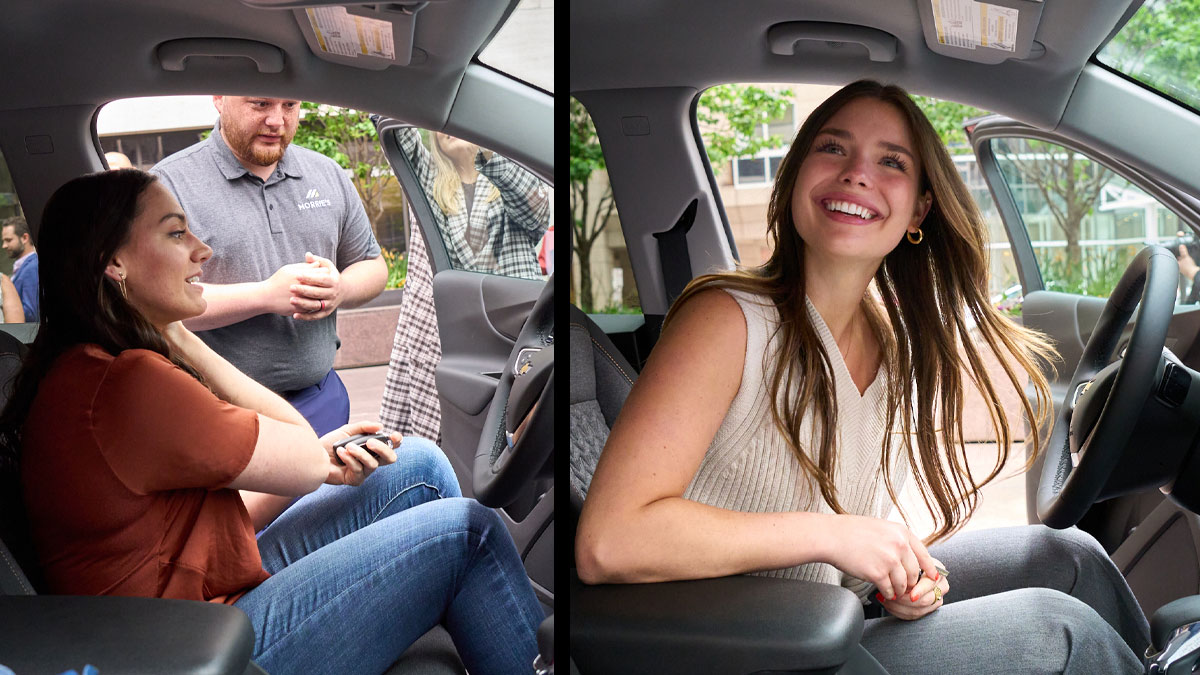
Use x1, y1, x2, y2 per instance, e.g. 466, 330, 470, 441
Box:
234, 437, 543, 674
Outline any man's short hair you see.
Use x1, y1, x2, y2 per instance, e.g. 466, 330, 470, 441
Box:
2, 216, 29, 240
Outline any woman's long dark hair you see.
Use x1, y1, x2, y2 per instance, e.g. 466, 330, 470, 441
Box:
0, 169, 202, 582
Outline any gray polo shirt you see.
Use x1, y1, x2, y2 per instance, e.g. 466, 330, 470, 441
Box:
151, 121, 381, 392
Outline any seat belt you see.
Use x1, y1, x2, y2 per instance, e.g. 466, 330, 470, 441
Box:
653, 198, 698, 308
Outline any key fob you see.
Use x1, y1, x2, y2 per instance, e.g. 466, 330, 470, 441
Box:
332, 432, 393, 466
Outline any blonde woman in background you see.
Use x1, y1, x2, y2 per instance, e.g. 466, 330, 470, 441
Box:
379, 128, 548, 442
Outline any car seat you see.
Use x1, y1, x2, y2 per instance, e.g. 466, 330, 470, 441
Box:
568, 304, 889, 674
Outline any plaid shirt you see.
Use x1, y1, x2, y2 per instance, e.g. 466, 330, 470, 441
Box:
378, 207, 443, 441
397, 128, 548, 279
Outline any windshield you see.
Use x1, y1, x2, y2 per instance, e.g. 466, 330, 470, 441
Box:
1096, 0, 1200, 113
477, 0, 553, 93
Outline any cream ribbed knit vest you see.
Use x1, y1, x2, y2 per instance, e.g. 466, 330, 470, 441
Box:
682, 289, 907, 602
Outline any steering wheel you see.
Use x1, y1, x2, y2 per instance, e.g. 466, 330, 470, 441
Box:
1037, 246, 1178, 528
473, 273, 555, 508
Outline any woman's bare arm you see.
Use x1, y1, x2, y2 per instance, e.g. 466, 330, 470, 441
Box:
577, 289, 834, 582
575, 289, 939, 600
0, 274, 24, 323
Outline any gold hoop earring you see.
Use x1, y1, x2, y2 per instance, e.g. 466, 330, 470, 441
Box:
906, 228, 924, 245
118, 274, 127, 300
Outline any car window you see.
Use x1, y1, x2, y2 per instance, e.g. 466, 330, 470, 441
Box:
477, 0, 553, 93
989, 136, 1188, 300
393, 127, 552, 282
569, 97, 640, 313
730, 103, 796, 188
1096, 0, 1200, 114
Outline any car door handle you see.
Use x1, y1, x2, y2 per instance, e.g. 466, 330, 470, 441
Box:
767, 22, 898, 63
157, 38, 285, 73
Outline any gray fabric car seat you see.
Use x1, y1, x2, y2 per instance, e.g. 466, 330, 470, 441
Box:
569, 304, 637, 513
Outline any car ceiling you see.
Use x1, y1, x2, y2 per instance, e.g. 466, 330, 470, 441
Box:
0, 0, 552, 229
2, 0, 509, 129
571, 0, 1200, 226
569, 0, 1135, 130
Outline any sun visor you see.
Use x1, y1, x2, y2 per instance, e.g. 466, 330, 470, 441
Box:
917, 0, 1046, 64
240, 0, 450, 69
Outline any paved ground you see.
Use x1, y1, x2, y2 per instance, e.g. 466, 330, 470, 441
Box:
338, 363, 389, 426
338, 362, 1032, 541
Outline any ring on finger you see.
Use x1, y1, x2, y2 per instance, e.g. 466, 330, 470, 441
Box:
933, 586, 942, 603
320, 299, 326, 312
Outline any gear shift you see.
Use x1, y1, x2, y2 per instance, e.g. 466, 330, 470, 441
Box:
1147, 596, 1200, 673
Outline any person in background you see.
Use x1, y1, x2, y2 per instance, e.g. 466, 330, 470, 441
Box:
538, 222, 554, 276
152, 96, 388, 437
1, 216, 38, 323
105, 151, 134, 170
0, 273, 22, 323
379, 128, 548, 442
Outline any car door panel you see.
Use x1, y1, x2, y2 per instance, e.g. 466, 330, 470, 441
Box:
433, 270, 541, 489
968, 118, 1200, 603
375, 117, 554, 609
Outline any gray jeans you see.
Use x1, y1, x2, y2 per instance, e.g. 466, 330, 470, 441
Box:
860, 525, 1149, 674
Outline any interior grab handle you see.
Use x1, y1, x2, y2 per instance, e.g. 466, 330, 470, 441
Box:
157, 38, 286, 73
767, 22, 898, 63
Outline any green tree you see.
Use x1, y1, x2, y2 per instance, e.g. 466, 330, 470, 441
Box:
1099, 0, 1200, 102
1000, 138, 1111, 273
570, 96, 615, 313
290, 102, 401, 245
914, 97, 1109, 285
911, 96, 987, 150
695, 84, 794, 174
571, 85, 794, 311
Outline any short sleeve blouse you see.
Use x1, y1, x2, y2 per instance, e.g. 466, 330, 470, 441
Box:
22, 345, 266, 604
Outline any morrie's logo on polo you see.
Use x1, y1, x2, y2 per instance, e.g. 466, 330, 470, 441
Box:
297, 187, 332, 211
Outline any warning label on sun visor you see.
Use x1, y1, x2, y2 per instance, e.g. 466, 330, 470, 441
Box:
306, 7, 396, 60
931, 0, 1019, 51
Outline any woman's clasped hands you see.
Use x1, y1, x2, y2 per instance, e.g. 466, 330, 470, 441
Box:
825, 514, 951, 620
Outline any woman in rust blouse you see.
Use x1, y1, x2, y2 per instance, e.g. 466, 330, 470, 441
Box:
0, 169, 542, 674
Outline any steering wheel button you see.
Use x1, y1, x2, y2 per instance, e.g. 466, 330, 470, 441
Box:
1158, 362, 1191, 407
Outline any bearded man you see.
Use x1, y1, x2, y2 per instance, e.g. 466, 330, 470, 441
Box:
151, 96, 387, 436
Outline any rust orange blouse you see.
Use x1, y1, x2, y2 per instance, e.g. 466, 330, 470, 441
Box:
22, 345, 266, 604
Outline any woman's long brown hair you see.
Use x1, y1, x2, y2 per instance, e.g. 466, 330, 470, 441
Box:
668, 81, 1058, 543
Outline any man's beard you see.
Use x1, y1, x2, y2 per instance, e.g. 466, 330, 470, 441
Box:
225, 125, 291, 167
6, 244, 22, 260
